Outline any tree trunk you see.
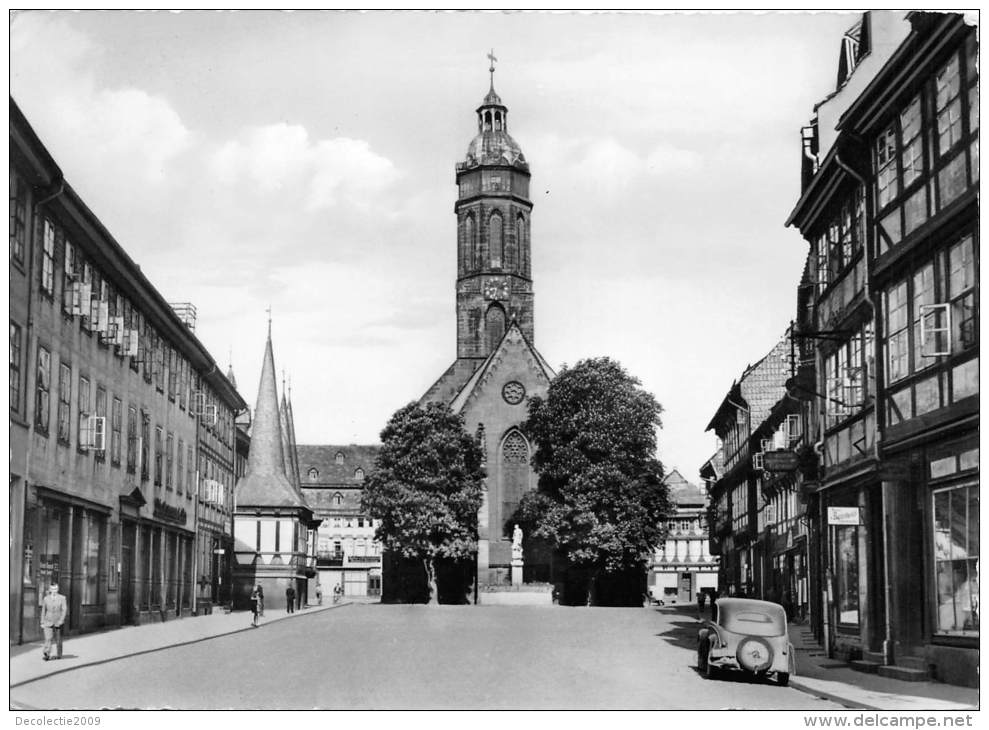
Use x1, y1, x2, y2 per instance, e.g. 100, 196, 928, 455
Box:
424, 557, 438, 606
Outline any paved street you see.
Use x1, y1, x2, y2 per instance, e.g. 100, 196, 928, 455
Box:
11, 604, 844, 710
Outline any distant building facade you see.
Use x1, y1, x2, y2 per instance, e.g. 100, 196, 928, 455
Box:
648, 470, 718, 603
298, 445, 383, 599
9, 99, 245, 642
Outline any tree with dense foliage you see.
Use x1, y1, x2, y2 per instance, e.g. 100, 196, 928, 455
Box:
361, 401, 485, 605
517, 357, 670, 605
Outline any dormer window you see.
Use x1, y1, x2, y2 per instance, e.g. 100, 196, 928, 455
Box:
355, 468, 365, 482
308, 468, 319, 481
333, 492, 343, 506
335, 451, 344, 465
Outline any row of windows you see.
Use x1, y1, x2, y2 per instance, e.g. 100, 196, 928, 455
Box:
460, 211, 529, 274
814, 185, 866, 290
875, 36, 978, 256
307, 467, 364, 482
27, 339, 203, 497
9, 186, 234, 444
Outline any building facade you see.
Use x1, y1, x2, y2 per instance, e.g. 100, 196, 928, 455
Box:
648, 470, 718, 604
298, 445, 383, 599
786, 12, 978, 686
9, 99, 245, 642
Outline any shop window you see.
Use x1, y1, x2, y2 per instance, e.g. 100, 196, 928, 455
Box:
834, 524, 860, 626
38, 502, 69, 588
933, 483, 979, 636
82, 511, 106, 605
35, 345, 51, 434
9, 321, 22, 415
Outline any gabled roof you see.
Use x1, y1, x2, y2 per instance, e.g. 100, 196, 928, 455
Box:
662, 469, 707, 507
420, 358, 485, 405
296, 444, 381, 487
700, 451, 724, 482
448, 320, 555, 413
738, 337, 790, 432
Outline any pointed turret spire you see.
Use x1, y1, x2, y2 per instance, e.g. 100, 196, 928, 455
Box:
285, 376, 301, 485
226, 348, 237, 389
235, 325, 306, 508
279, 382, 295, 484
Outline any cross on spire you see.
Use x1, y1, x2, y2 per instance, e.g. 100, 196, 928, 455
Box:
487, 48, 497, 87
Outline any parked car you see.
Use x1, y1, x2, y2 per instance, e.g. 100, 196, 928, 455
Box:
697, 597, 794, 686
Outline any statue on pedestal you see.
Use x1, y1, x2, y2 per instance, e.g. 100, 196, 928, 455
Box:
512, 524, 523, 561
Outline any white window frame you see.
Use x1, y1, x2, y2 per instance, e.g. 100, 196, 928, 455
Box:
920, 303, 952, 357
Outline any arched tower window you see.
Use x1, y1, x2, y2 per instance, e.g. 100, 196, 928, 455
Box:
489, 211, 503, 268
515, 215, 527, 274
465, 214, 476, 271
485, 305, 506, 353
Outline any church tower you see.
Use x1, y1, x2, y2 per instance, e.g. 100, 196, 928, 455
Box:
455, 56, 534, 360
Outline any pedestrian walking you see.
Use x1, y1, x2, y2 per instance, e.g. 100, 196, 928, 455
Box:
250, 584, 262, 627
40, 581, 67, 661
315, 584, 323, 605
285, 584, 296, 613
257, 585, 265, 616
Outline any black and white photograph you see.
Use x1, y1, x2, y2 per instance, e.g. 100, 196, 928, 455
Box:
8, 8, 980, 716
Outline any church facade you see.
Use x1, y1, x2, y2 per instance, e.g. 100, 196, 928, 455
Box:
419, 69, 554, 588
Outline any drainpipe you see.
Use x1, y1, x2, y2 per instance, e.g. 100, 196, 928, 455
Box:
835, 149, 891, 666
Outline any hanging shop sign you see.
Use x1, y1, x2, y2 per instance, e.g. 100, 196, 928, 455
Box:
827, 506, 862, 525
763, 450, 800, 472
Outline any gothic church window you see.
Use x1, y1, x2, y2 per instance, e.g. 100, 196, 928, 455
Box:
489, 212, 503, 268
503, 431, 529, 464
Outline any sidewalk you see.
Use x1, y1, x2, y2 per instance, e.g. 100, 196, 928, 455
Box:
787, 623, 979, 711
10, 602, 349, 690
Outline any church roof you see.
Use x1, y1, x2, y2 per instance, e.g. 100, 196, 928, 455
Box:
420, 358, 485, 405
301, 486, 365, 515
235, 331, 309, 510
448, 320, 555, 413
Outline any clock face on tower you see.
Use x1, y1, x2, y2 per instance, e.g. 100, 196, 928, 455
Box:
484, 278, 510, 300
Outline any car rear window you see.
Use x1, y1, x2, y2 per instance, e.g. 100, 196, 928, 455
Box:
721, 610, 785, 637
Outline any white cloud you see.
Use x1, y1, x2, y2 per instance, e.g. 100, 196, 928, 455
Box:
210, 124, 401, 210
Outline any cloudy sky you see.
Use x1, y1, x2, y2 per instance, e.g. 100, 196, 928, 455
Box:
11, 10, 866, 479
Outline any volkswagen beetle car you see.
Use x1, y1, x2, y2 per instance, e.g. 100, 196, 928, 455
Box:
697, 597, 794, 686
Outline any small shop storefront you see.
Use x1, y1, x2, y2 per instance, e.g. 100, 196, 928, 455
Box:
20, 487, 113, 642
118, 491, 194, 625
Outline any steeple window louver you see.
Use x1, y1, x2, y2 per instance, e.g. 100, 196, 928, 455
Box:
489, 212, 503, 268
465, 215, 476, 271
485, 305, 506, 353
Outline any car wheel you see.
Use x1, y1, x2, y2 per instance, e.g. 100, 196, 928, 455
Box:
777, 672, 790, 687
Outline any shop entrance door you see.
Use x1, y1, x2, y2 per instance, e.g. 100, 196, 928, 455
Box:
120, 522, 136, 625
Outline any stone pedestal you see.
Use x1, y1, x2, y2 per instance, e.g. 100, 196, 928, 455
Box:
511, 558, 524, 586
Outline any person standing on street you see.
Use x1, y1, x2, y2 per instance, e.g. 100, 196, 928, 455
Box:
285, 584, 296, 613
40, 581, 67, 660
250, 584, 262, 627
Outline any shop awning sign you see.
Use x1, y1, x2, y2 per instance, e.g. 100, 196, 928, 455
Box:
827, 506, 862, 525
763, 450, 799, 472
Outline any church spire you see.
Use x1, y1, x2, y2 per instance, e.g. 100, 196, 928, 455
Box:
235, 323, 306, 508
